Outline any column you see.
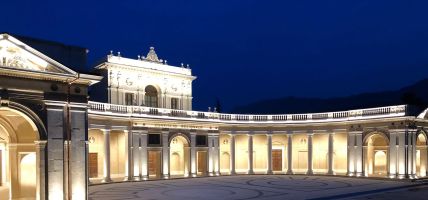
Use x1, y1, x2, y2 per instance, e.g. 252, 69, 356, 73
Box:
162, 130, 170, 179
214, 135, 221, 176
355, 132, 363, 177
101, 129, 112, 182
190, 131, 197, 177
389, 132, 397, 178
408, 130, 417, 178
125, 130, 133, 181
208, 134, 214, 176
35, 140, 47, 200
307, 133, 313, 175
347, 132, 355, 176
141, 131, 148, 180
327, 132, 335, 175
133, 131, 141, 180
8, 144, 19, 199
397, 130, 406, 178
46, 103, 65, 200
230, 133, 236, 175
286, 133, 293, 174
248, 133, 254, 174
267, 133, 273, 174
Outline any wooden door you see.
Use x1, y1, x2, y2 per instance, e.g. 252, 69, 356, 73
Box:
148, 151, 161, 177
272, 149, 282, 171
197, 151, 207, 174
88, 153, 98, 178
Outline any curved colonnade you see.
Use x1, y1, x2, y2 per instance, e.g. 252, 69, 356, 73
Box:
87, 102, 428, 184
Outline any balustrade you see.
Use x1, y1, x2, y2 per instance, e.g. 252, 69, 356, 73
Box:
88, 101, 407, 123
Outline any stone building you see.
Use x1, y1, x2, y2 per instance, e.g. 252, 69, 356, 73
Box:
0, 33, 427, 199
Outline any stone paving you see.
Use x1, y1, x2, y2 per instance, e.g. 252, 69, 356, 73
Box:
89, 175, 426, 200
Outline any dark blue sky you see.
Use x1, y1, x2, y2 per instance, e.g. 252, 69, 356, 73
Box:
3, 0, 428, 111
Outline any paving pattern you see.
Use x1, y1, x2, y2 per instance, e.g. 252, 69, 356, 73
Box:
89, 175, 422, 200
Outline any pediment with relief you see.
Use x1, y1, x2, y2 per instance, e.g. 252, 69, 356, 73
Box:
0, 34, 76, 75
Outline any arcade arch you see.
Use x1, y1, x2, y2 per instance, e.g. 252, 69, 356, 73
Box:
0, 106, 43, 199
364, 132, 389, 177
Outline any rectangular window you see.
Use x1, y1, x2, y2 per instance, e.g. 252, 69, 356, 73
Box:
148, 134, 161, 145
171, 98, 179, 109
196, 135, 207, 146
125, 93, 134, 105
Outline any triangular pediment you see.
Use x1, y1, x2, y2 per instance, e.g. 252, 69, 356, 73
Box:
0, 34, 76, 75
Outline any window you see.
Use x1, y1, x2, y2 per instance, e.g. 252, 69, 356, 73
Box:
171, 98, 179, 109
125, 93, 134, 105
148, 134, 161, 145
145, 85, 158, 107
196, 135, 207, 146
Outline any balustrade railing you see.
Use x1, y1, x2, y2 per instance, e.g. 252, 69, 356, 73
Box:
88, 101, 408, 123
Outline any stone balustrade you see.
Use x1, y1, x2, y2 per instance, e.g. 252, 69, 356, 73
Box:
88, 101, 408, 123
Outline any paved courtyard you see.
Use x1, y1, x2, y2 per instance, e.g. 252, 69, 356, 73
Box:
89, 175, 427, 200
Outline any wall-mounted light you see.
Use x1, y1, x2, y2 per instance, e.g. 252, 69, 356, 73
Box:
89, 136, 95, 144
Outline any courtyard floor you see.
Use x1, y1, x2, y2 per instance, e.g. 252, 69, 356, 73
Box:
89, 175, 428, 200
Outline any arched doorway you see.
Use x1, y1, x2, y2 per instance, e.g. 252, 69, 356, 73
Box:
0, 106, 42, 199
364, 133, 389, 177
145, 85, 158, 107
169, 135, 190, 177
416, 133, 427, 177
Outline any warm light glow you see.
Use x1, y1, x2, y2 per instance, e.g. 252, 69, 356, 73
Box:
20, 153, 36, 198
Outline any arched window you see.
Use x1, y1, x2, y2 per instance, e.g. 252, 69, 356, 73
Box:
145, 85, 158, 107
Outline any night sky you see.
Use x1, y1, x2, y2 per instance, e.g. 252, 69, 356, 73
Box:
3, 0, 428, 112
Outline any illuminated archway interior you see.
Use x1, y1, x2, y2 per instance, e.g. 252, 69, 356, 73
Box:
0, 107, 39, 199
169, 135, 190, 176
365, 133, 388, 176
416, 133, 427, 177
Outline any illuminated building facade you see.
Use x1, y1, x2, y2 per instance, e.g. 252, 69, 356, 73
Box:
0, 33, 427, 199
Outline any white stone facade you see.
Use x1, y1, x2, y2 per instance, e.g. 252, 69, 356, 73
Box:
94, 48, 195, 110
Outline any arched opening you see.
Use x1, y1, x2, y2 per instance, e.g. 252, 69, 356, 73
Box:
145, 85, 158, 107
416, 133, 427, 177
364, 133, 389, 177
19, 153, 36, 198
169, 135, 190, 177
0, 106, 41, 199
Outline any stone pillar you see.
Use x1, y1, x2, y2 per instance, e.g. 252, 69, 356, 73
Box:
162, 130, 170, 179
125, 130, 133, 181
327, 132, 335, 175
286, 133, 293, 174
248, 133, 254, 174
101, 129, 111, 183
35, 140, 47, 200
190, 131, 197, 177
133, 131, 141, 180
230, 133, 236, 175
8, 144, 19, 199
307, 133, 313, 175
46, 103, 65, 199
408, 130, 417, 178
267, 133, 273, 174
389, 131, 398, 178
214, 134, 221, 176
397, 130, 406, 178
347, 131, 355, 176
208, 134, 214, 176
355, 132, 363, 177
141, 131, 148, 180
